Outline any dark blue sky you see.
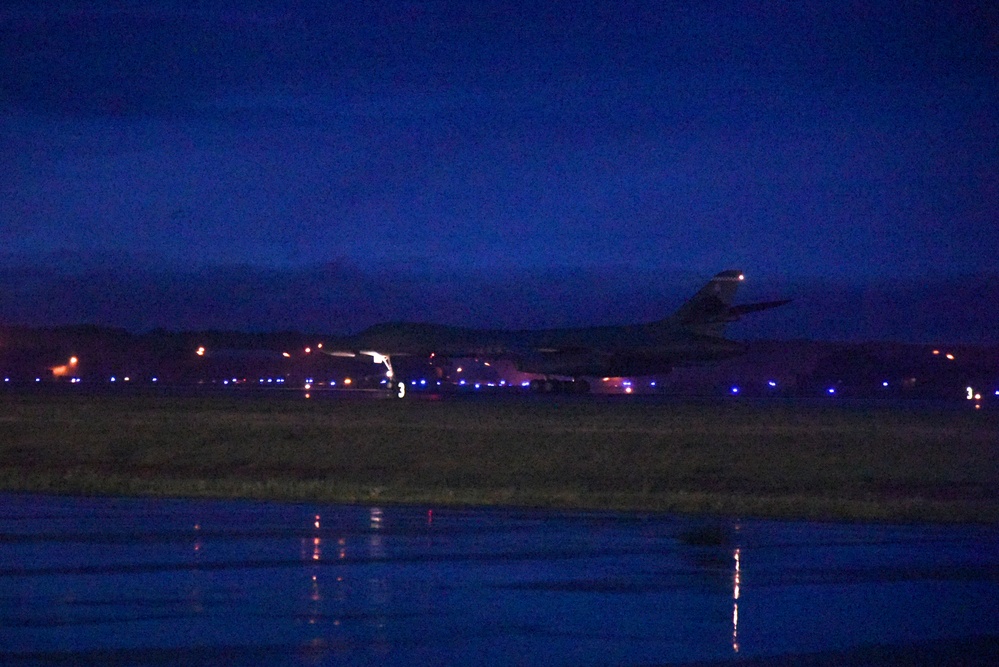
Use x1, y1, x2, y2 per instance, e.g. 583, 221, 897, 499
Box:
2, 1, 996, 341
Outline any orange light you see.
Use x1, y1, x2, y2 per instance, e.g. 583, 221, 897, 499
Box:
932, 350, 940, 355
196, 347, 205, 356
343, 378, 352, 385
305, 347, 311, 354
282, 352, 291, 358
69, 357, 78, 365
946, 353, 955, 360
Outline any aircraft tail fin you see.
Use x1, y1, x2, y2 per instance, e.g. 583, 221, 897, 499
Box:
670, 270, 789, 337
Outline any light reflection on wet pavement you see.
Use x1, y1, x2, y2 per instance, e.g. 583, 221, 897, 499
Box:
0, 493, 996, 666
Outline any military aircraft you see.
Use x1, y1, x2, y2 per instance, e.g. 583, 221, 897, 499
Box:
323, 269, 789, 397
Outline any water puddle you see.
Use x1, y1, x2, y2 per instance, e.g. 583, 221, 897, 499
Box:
1, 493, 996, 665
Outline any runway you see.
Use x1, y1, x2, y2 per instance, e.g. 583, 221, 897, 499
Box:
1, 493, 997, 665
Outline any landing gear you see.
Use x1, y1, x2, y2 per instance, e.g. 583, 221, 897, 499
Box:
360, 350, 408, 399
529, 378, 590, 394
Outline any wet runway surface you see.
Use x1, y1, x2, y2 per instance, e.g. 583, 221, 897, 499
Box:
1, 493, 997, 666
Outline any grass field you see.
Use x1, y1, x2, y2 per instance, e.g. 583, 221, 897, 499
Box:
1, 392, 996, 522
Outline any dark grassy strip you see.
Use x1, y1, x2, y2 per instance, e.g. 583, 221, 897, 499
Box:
1, 394, 996, 521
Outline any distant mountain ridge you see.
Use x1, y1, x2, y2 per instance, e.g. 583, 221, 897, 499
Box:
1, 263, 996, 343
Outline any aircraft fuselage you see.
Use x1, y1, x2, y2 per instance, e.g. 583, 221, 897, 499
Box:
347, 321, 746, 377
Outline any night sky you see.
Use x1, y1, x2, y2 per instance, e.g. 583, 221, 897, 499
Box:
2, 1, 997, 341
